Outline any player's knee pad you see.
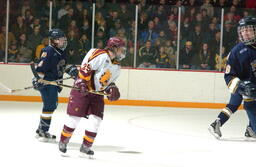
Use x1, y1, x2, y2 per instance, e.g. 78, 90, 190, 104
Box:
86, 115, 102, 133
65, 115, 82, 129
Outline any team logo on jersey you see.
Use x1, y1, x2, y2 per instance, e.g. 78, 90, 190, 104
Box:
99, 69, 111, 88
41, 52, 47, 58
225, 64, 231, 74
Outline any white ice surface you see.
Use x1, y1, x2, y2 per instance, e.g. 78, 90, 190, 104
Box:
0, 101, 255, 167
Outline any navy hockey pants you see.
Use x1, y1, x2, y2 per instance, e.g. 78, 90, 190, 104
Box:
39, 85, 58, 111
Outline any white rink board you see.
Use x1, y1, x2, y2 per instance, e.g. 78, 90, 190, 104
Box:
0, 64, 229, 103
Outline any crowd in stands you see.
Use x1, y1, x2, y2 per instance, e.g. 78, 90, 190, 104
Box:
0, 0, 255, 71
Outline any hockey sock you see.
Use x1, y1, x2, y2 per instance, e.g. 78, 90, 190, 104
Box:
38, 110, 54, 132
217, 112, 230, 126
60, 125, 75, 143
82, 130, 97, 148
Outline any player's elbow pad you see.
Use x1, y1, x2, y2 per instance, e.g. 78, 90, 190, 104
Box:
228, 77, 240, 94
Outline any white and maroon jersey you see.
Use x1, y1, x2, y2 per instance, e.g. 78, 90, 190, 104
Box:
81, 48, 121, 91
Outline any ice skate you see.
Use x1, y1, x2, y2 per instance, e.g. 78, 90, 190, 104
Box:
59, 141, 69, 157
79, 144, 94, 159
208, 119, 222, 139
35, 129, 56, 142
245, 126, 256, 139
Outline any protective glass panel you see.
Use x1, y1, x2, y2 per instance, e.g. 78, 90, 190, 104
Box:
95, 2, 135, 68
137, 3, 178, 69
179, 5, 222, 71
54, 0, 93, 65
6, 0, 50, 63
0, 0, 6, 62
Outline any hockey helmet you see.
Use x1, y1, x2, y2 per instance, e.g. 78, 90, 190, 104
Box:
49, 28, 67, 50
106, 37, 126, 62
238, 16, 256, 45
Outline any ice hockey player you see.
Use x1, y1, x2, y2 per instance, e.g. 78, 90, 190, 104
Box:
209, 16, 256, 139
58, 37, 126, 157
32, 28, 77, 142
208, 93, 254, 139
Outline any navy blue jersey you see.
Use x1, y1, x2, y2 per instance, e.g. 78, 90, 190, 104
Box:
36, 45, 67, 81
225, 43, 256, 89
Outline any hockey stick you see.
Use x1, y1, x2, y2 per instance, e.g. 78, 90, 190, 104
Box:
30, 62, 108, 96
39, 79, 109, 96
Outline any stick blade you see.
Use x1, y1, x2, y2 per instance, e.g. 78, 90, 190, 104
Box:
0, 82, 13, 93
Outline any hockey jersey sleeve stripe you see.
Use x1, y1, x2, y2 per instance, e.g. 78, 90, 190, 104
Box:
88, 49, 107, 62
227, 77, 240, 93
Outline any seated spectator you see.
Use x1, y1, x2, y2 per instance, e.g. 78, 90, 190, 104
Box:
66, 30, 80, 64
179, 41, 195, 69
155, 46, 170, 68
0, 25, 17, 59
139, 20, 159, 44
8, 42, 19, 62
35, 37, 49, 61
164, 40, 176, 68
78, 34, 90, 58
215, 47, 228, 71
17, 33, 32, 63
80, 19, 91, 39
201, 0, 214, 17
27, 25, 43, 56
11, 15, 27, 39
121, 46, 134, 67
138, 40, 157, 68
193, 42, 214, 70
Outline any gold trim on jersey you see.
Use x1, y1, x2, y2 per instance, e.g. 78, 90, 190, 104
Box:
88, 49, 108, 62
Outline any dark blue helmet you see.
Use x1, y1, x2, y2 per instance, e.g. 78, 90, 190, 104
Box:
49, 28, 65, 39
238, 16, 256, 45
48, 28, 67, 50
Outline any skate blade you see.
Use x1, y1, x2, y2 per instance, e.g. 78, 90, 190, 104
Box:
37, 137, 56, 143
208, 127, 221, 140
79, 152, 94, 159
60, 151, 70, 157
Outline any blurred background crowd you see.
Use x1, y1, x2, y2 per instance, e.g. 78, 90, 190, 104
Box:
0, 0, 255, 71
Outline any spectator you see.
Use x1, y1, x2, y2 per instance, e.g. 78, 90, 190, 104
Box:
67, 20, 79, 38
8, 42, 18, 62
165, 40, 176, 68
201, 0, 214, 17
109, 19, 122, 37
194, 43, 214, 70
179, 41, 195, 69
23, 9, 34, 26
118, 3, 134, 27
17, 33, 32, 63
223, 21, 237, 52
66, 30, 80, 64
27, 25, 43, 55
156, 46, 170, 68
80, 19, 91, 39
214, 46, 228, 71
121, 46, 134, 67
0, 25, 16, 57
57, 3, 71, 20
209, 31, 221, 56
188, 24, 204, 52
140, 20, 159, 44
59, 8, 75, 31
138, 40, 157, 68
11, 15, 27, 39
78, 34, 91, 59
35, 37, 49, 61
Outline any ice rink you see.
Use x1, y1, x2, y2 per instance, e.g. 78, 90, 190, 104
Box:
0, 101, 255, 167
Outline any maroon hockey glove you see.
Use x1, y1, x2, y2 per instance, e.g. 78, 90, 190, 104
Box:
105, 83, 120, 101
74, 78, 89, 96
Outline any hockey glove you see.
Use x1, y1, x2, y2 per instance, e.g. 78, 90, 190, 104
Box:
32, 77, 44, 90
65, 65, 78, 78
105, 83, 120, 101
74, 78, 89, 96
238, 80, 256, 99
